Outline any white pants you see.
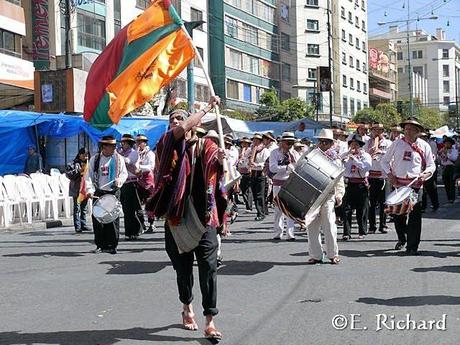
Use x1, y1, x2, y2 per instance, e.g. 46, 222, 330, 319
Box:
273, 185, 295, 239
307, 198, 338, 260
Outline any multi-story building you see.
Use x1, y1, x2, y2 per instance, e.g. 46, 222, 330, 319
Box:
371, 27, 460, 113
368, 38, 398, 107
0, 0, 35, 109
209, 0, 280, 112
287, 0, 369, 123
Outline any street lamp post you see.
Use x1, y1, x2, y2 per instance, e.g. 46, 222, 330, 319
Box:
378, 14, 437, 118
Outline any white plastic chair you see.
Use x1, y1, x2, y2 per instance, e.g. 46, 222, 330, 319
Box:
30, 173, 59, 220
1, 175, 24, 225
0, 177, 12, 227
59, 174, 74, 217
50, 168, 61, 176
47, 174, 71, 218
15, 175, 42, 224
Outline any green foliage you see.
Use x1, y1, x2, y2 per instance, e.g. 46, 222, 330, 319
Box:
259, 88, 280, 108
353, 103, 401, 129
172, 101, 188, 111
256, 89, 315, 121
416, 107, 445, 130
223, 109, 257, 121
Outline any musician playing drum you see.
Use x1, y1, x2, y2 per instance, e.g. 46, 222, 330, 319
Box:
85, 135, 128, 254
364, 123, 392, 234
341, 134, 372, 240
381, 118, 435, 255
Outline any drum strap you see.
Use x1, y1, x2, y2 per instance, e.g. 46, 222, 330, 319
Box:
402, 137, 426, 170
93, 153, 101, 187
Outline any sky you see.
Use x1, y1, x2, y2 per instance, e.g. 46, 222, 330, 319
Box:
368, 0, 460, 43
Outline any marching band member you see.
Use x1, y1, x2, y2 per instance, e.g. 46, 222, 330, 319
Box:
118, 134, 143, 241
224, 134, 239, 224
364, 123, 392, 234
348, 123, 370, 145
420, 132, 439, 212
85, 135, 128, 254
237, 137, 253, 211
269, 132, 300, 241
262, 132, 278, 213
136, 134, 156, 233
381, 118, 435, 255
341, 134, 372, 240
249, 133, 269, 221
390, 125, 404, 141
333, 128, 348, 156
306, 129, 344, 264
439, 136, 458, 203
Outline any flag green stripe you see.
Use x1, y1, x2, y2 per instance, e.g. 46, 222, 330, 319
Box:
90, 93, 113, 128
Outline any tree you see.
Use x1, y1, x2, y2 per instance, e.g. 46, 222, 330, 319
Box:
352, 103, 401, 129
256, 88, 315, 121
416, 107, 445, 130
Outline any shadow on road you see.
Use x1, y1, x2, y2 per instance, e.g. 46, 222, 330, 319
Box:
412, 265, 460, 274
0, 325, 213, 345
99, 261, 171, 275
3, 251, 86, 257
356, 295, 460, 306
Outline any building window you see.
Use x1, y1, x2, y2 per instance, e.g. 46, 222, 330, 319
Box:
243, 23, 258, 45
225, 16, 239, 38
357, 100, 362, 111
135, 0, 149, 9
355, 16, 359, 28
306, 19, 319, 32
443, 80, 450, 93
443, 65, 450, 77
350, 78, 354, 90
443, 96, 450, 106
398, 67, 403, 74
194, 47, 204, 65
341, 6, 345, 18
349, 33, 353, 46
307, 44, 319, 56
357, 80, 361, 92
306, 0, 319, 6
349, 56, 354, 67
191, 8, 204, 31
362, 40, 366, 51
243, 83, 252, 102
227, 79, 239, 99
281, 33, 290, 51
307, 68, 317, 80
195, 84, 210, 102
362, 20, 366, 31
342, 29, 346, 41
343, 96, 348, 115
350, 98, 355, 115
343, 75, 347, 87
348, 11, 352, 23
363, 83, 367, 94
282, 63, 291, 81
355, 38, 360, 49
246, 55, 260, 75
356, 59, 360, 70
412, 50, 422, 59
413, 66, 423, 77
229, 49, 242, 69
442, 49, 449, 59
280, 3, 289, 22
363, 62, 367, 73
397, 52, 403, 60
0, 29, 21, 58
114, 0, 121, 34
77, 10, 106, 51
342, 52, 347, 64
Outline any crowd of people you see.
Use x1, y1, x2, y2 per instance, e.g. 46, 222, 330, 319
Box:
59, 99, 460, 341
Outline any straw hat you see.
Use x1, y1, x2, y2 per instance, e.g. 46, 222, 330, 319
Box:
252, 133, 263, 140
135, 134, 148, 142
240, 137, 252, 144
262, 131, 276, 142
400, 118, 424, 131
121, 134, 135, 142
280, 132, 296, 142
195, 127, 207, 136
205, 130, 219, 140
371, 123, 384, 130
315, 128, 334, 141
391, 125, 402, 132
348, 134, 365, 146
99, 135, 117, 145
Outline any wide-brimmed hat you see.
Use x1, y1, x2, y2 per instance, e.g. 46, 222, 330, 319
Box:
252, 133, 263, 140
99, 135, 117, 145
262, 131, 276, 142
205, 130, 219, 140
357, 122, 367, 129
391, 125, 402, 132
195, 127, 207, 136
348, 134, 365, 146
371, 123, 384, 130
315, 128, 335, 141
135, 134, 148, 142
224, 135, 233, 145
240, 137, 252, 144
121, 134, 135, 142
280, 131, 296, 142
400, 118, 424, 131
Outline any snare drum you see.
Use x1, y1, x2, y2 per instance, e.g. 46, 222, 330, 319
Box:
385, 186, 417, 215
92, 194, 122, 224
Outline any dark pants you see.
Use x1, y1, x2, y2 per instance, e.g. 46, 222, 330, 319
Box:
250, 173, 266, 217
342, 183, 369, 236
93, 189, 120, 250
393, 191, 422, 251
165, 222, 219, 316
442, 165, 456, 202
368, 178, 386, 231
422, 173, 439, 209
120, 182, 142, 237
72, 196, 88, 231
240, 173, 252, 210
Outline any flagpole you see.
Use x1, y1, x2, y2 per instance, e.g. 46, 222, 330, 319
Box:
180, 24, 229, 178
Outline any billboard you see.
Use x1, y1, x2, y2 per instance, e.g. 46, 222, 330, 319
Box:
369, 48, 389, 75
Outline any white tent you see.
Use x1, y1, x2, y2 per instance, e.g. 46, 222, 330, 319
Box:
430, 125, 457, 139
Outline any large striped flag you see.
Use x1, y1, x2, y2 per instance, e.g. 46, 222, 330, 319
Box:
83, 0, 195, 128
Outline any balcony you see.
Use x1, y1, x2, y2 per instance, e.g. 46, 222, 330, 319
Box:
369, 87, 391, 100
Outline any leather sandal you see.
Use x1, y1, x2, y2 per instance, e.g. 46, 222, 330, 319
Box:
181, 312, 198, 331
204, 326, 222, 342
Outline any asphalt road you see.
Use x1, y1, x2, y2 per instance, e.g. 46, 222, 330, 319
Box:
1, 195, 460, 345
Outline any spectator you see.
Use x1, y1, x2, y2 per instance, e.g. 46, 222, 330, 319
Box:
24, 145, 43, 174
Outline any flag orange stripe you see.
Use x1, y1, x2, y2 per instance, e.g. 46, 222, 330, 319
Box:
127, 0, 173, 43
107, 29, 195, 123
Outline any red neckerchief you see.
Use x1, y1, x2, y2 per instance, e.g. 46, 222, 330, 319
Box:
402, 137, 426, 170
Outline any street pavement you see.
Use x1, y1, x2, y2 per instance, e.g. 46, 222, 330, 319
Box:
1, 194, 460, 345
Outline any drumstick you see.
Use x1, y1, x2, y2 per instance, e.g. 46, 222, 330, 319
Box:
99, 179, 116, 189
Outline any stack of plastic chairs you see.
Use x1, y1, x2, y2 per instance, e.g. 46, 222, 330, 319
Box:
47, 174, 71, 218
0, 176, 12, 227
1, 175, 24, 225
15, 175, 42, 223
29, 173, 59, 221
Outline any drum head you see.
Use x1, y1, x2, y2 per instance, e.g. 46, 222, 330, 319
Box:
386, 187, 413, 206
93, 194, 120, 224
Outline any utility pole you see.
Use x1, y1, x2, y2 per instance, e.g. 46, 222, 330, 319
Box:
326, 0, 333, 128
64, 0, 72, 69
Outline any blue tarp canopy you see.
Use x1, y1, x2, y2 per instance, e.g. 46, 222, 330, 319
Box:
0, 110, 168, 175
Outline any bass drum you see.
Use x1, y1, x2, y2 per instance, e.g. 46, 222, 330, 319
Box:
92, 194, 122, 224
275, 148, 344, 223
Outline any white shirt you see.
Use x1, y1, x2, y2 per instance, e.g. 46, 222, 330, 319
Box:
238, 147, 251, 172
118, 147, 139, 180
363, 137, 392, 176
269, 148, 300, 181
342, 150, 372, 178
250, 146, 269, 171
335, 140, 348, 156
381, 138, 435, 179
226, 145, 239, 167
265, 142, 278, 155
138, 147, 155, 173
85, 152, 128, 193
440, 147, 458, 166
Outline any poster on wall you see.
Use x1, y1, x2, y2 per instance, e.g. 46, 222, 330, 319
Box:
32, 0, 50, 70
41, 84, 53, 103
318, 66, 331, 92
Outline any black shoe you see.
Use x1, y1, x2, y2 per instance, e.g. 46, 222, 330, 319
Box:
75, 229, 82, 233
286, 238, 296, 242
342, 235, 350, 241
92, 248, 102, 254
368, 229, 376, 234
405, 249, 420, 256
110, 248, 117, 255
272, 236, 281, 241
145, 225, 155, 233
81, 227, 91, 232
254, 216, 265, 221
395, 241, 406, 250
432, 206, 439, 211
378, 228, 388, 234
